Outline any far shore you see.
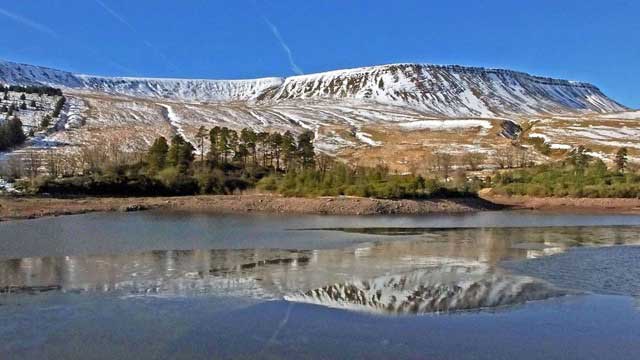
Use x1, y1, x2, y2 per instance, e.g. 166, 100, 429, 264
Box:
0, 194, 501, 221
480, 190, 640, 214
1, 192, 640, 222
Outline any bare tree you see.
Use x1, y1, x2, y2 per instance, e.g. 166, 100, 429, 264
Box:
461, 152, 487, 171
7, 156, 24, 179
433, 152, 454, 180
24, 150, 43, 180
495, 148, 515, 169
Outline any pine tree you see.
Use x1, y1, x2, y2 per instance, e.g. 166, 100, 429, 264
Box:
567, 145, 591, 170
146, 136, 169, 173
281, 131, 297, 171
257, 131, 270, 167
40, 114, 52, 129
269, 132, 283, 171
297, 130, 315, 169
208, 126, 221, 166
195, 126, 208, 164
0, 125, 7, 151
615, 147, 628, 173
5, 117, 26, 147
19, 93, 26, 101
167, 134, 194, 173
30, 99, 36, 108
240, 128, 257, 166
20, 102, 27, 110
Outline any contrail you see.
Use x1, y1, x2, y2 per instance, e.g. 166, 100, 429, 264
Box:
263, 17, 303, 75
0, 6, 133, 74
93, 0, 177, 72
0, 7, 59, 38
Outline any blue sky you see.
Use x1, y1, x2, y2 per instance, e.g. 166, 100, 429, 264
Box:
0, 0, 638, 107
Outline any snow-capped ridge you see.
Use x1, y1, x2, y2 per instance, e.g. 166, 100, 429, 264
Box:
0, 59, 626, 116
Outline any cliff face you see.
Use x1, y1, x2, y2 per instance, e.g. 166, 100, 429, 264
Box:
0, 60, 626, 116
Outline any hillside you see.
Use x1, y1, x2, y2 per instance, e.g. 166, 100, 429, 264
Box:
0, 59, 637, 175
0, 60, 626, 116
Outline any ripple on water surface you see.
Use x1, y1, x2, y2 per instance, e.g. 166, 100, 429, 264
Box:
502, 245, 640, 297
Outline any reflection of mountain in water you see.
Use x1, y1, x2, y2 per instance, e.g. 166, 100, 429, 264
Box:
2, 225, 638, 313
285, 266, 567, 314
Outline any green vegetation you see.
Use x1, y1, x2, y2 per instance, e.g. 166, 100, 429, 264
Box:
51, 97, 66, 118
257, 162, 478, 199
29, 126, 480, 198
2, 85, 63, 97
493, 147, 640, 198
0, 117, 27, 151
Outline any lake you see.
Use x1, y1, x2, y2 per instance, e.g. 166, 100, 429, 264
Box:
1, 210, 639, 359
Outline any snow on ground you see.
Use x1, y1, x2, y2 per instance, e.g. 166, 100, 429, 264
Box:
355, 131, 381, 146
601, 111, 640, 120
550, 143, 571, 150
398, 119, 492, 131
157, 103, 192, 145
0, 178, 19, 193
586, 151, 609, 161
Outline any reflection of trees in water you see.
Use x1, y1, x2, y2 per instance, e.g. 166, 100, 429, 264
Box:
2, 226, 639, 299
0, 249, 311, 297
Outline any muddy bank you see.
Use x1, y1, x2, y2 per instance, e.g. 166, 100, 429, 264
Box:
0, 194, 503, 221
481, 190, 640, 213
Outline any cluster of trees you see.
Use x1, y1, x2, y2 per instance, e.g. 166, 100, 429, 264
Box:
148, 126, 316, 174
258, 161, 480, 199
27, 126, 480, 198
493, 146, 640, 198
2, 85, 63, 97
0, 117, 26, 151
30, 127, 318, 196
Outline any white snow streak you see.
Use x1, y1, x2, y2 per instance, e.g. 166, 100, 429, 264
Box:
398, 119, 492, 130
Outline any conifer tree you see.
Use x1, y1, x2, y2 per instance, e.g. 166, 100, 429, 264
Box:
146, 136, 169, 173
167, 134, 194, 173
195, 126, 207, 164
240, 128, 257, 166
281, 131, 296, 171
297, 130, 315, 169
208, 126, 221, 166
615, 147, 628, 173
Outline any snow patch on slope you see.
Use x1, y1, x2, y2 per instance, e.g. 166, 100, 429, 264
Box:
158, 103, 190, 144
398, 119, 492, 130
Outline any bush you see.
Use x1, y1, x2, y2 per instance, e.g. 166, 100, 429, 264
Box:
493, 162, 640, 198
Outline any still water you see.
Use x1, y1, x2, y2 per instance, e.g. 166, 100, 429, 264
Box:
1, 210, 639, 359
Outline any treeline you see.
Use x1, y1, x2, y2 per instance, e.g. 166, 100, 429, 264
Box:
30, 126, 480, 198
33, 127, 318, 196
258, 162, 479, 199
0, 117, 26, 151
492, 146, 640, 198
2, 85, 63, 97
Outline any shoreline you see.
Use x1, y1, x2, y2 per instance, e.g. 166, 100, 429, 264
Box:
0, 194, 501, 221
480, 191, 640, 214
1, 193, 640, 222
